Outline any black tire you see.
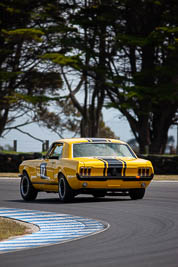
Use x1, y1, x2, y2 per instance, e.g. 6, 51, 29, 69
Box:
58, 175, 74, 202
129, 188, 145, 200
20, 173, 38, 201
92, 191, 106, 198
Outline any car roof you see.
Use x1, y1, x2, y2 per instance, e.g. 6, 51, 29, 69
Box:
54, 138, 126, 145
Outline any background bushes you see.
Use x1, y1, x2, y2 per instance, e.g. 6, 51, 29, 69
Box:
0, 153, 42, 173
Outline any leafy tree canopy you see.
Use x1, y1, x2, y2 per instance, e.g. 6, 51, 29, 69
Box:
0, 0, 66, 138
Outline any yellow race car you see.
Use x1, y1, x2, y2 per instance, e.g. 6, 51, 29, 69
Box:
19, 138, 154, 202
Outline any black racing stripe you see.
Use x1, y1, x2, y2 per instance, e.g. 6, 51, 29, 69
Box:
102, 158, 123, 167
119, 159, 127, 176
123, 161, 127, 176
101, 158, 123, 177
89, 138, 108, 143
101, 158, 123, 165
97, 158, 107, 176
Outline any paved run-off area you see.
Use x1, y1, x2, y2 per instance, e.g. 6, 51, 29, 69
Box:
0, 208, 108, 253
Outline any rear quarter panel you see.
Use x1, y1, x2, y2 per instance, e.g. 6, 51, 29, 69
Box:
58, 159, 81, 190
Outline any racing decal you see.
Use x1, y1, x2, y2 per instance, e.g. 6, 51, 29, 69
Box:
97, 158, 107, 176
91, 157, 127, 178
119, 159, 127, 176
40, 163, 47, 179
87, 138, 108, 143
102, 158, 123, 177
99, 158, 127, 177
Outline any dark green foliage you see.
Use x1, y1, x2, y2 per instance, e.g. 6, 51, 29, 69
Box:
0, 0, 63, 137
42, 0, 118, 137
0, 0, 178, 154
106, 0, 178, 153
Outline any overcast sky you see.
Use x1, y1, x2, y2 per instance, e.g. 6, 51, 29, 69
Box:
0, 108, 132, 152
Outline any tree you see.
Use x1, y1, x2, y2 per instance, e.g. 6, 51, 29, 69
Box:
106, 0, 178, 153
0, 0, 64, 139
42, 0, 116, 137
98, 118, 118, 139
2, 0, 177, 152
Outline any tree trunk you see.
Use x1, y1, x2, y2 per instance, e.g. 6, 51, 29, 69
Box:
138, 119, 150, 154
149, 106, 176, 154
80, 107, 101, 137
0, 109, 9, 137
79, 19, 106, 138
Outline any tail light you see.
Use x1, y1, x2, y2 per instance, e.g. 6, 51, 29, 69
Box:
80, 167, 91, 176
138, 168, 150, 177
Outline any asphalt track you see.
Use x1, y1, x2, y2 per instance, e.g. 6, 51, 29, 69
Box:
0, 178, 178, 267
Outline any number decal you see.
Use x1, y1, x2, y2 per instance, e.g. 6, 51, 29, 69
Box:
40, 163, 47, 179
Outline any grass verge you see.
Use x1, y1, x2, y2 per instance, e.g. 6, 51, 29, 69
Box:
154, 175, 178, 180
0, 217, 32, 241
0, 173, 19, 177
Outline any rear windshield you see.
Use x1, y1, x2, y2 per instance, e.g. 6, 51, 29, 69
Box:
73, 143, 135, 158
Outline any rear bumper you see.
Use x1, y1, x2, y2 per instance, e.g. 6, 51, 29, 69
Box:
76, 173, 154, 182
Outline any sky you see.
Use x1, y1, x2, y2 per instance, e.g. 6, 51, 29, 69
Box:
0, 107, 177, 153
0, 108, 132, 152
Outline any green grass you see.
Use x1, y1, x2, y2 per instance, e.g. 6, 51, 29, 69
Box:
0, 217, 30, 241
154, 175, 178, 180
0, 150, 40, 154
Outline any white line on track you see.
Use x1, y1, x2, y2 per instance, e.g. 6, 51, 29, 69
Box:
0, 208, 109, 254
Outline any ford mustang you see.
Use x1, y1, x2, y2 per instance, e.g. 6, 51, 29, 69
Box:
19, 138, 154, 202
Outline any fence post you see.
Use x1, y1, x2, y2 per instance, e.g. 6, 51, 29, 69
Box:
13, 140, 17, 152
42, 142, 45, 152
46, 140, 49, 151
42, 140, 49, 152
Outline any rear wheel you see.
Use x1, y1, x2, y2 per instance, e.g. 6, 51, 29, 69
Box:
129, 188, 145, 200
20, 173, 38, 201
58, 175, 74, 202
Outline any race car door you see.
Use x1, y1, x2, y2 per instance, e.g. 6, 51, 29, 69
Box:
37, 143, 63, 191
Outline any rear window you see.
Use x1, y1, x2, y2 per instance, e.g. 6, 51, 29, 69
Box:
73, 143, 135, 158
